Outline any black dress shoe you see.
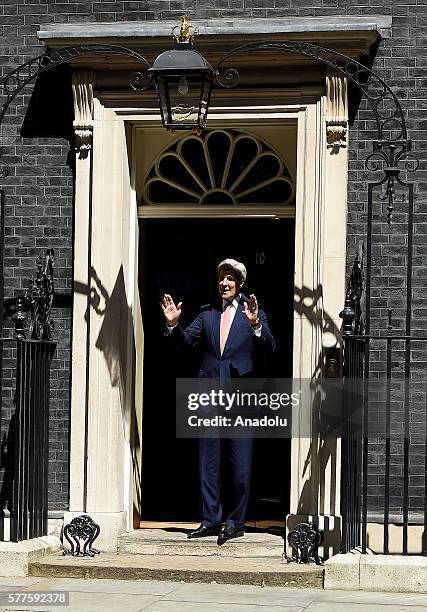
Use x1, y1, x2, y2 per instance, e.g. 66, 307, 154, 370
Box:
217, 526, 244, 545
187, 524, 222, 539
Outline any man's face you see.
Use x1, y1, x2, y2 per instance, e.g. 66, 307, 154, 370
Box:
218, 268, 241, 302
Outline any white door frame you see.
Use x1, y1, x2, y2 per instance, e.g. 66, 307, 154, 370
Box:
67, 84, 348, 556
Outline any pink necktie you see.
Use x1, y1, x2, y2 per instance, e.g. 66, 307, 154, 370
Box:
220, 303, 233, 354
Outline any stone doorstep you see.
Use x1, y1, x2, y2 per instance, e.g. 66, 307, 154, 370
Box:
117, 529, 285, 558
29, 553, 324, 588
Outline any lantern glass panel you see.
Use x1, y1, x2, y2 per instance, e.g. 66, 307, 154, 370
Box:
169, 74, 202, 127
157, 77, 172, 127
156, 72, 212, 130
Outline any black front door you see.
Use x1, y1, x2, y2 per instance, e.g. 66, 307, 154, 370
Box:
139, 217, 294, 524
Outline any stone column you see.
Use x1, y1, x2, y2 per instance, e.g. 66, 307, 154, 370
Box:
66, 94, 142, 551
287, 75, 348, 559
321, 71, 349, 534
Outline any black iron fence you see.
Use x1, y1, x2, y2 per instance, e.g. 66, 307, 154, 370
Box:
0, 338, 56, 542
0, 250, 56, 542
341, 333, 427, 555
340, 338, 364, 554
340, 235, 427, 558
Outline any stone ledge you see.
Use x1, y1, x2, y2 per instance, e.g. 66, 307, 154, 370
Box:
325, 552, 427, 593
0, 536, 62, 577
38, 16, 392, 41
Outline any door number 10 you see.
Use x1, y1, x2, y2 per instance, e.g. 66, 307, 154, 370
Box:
255, 252, 266, 265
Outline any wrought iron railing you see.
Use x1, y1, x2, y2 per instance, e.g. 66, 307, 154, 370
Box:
341, 332, 427, 555
1, 338, 56, 541
0, 251, 56, 542
340, 337, 365, 553
340, 244, 427, 555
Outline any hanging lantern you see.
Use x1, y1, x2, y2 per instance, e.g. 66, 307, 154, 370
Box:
149, 16, 214, 131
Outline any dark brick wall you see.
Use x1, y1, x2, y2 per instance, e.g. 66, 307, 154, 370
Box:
1, 58, 74, 510
0, 2, 425, 516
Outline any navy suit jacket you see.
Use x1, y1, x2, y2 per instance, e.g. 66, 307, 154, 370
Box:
169, 294, 275, 379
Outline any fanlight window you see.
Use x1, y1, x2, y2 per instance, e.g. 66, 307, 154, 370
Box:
143, 129, 295, 206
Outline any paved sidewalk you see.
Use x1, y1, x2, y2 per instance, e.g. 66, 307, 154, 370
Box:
0, 577, 427, 612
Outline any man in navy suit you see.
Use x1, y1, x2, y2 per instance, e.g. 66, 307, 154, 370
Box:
161, 259, 275, 543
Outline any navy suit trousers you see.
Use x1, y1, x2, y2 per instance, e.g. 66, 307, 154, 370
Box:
199, 436, 253, 529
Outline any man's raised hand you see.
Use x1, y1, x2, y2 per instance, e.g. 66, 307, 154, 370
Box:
243, 294, 260, 325
160, 294, 182, 327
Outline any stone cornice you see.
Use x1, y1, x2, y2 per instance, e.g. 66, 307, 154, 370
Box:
38, 16, 390, 67
38, 16, 392, 42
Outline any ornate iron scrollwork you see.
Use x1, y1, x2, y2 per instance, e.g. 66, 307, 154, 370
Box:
214, 67, 240, 89
25, 249, 55, 340
0, 45, 150, 124
366, 141, 418, 226
0, 39, 412, 148
129, 69, 153, 92
214, 41, 407, 144
214, 41, 418, 225
11, 249, 55, 340
339, 243, 365, 336
286, 522, 323, 565
63, 514, 101, 557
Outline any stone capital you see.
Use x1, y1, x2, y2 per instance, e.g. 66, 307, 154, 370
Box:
72, 70, 95, 156
325, 71, 348, 152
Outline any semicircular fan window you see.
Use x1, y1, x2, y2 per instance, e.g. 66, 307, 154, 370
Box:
143, 129, 295, 206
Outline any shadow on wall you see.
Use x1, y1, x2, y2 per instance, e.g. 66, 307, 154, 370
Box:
74, 265, 131, 411
94, 268, 130, 402
74, 265, 141, 524
292, 284, 343, 556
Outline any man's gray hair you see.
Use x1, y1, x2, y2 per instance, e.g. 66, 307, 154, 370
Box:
217, 258, 247, 284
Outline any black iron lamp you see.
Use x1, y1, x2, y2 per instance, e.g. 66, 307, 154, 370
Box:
149, 16, 214, 131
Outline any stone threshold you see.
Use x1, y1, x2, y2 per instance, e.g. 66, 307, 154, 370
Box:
29, 552, 324, 588
117, 528, 285, 558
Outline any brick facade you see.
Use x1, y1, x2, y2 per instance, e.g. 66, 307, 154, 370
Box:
0, 3, 425, 516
